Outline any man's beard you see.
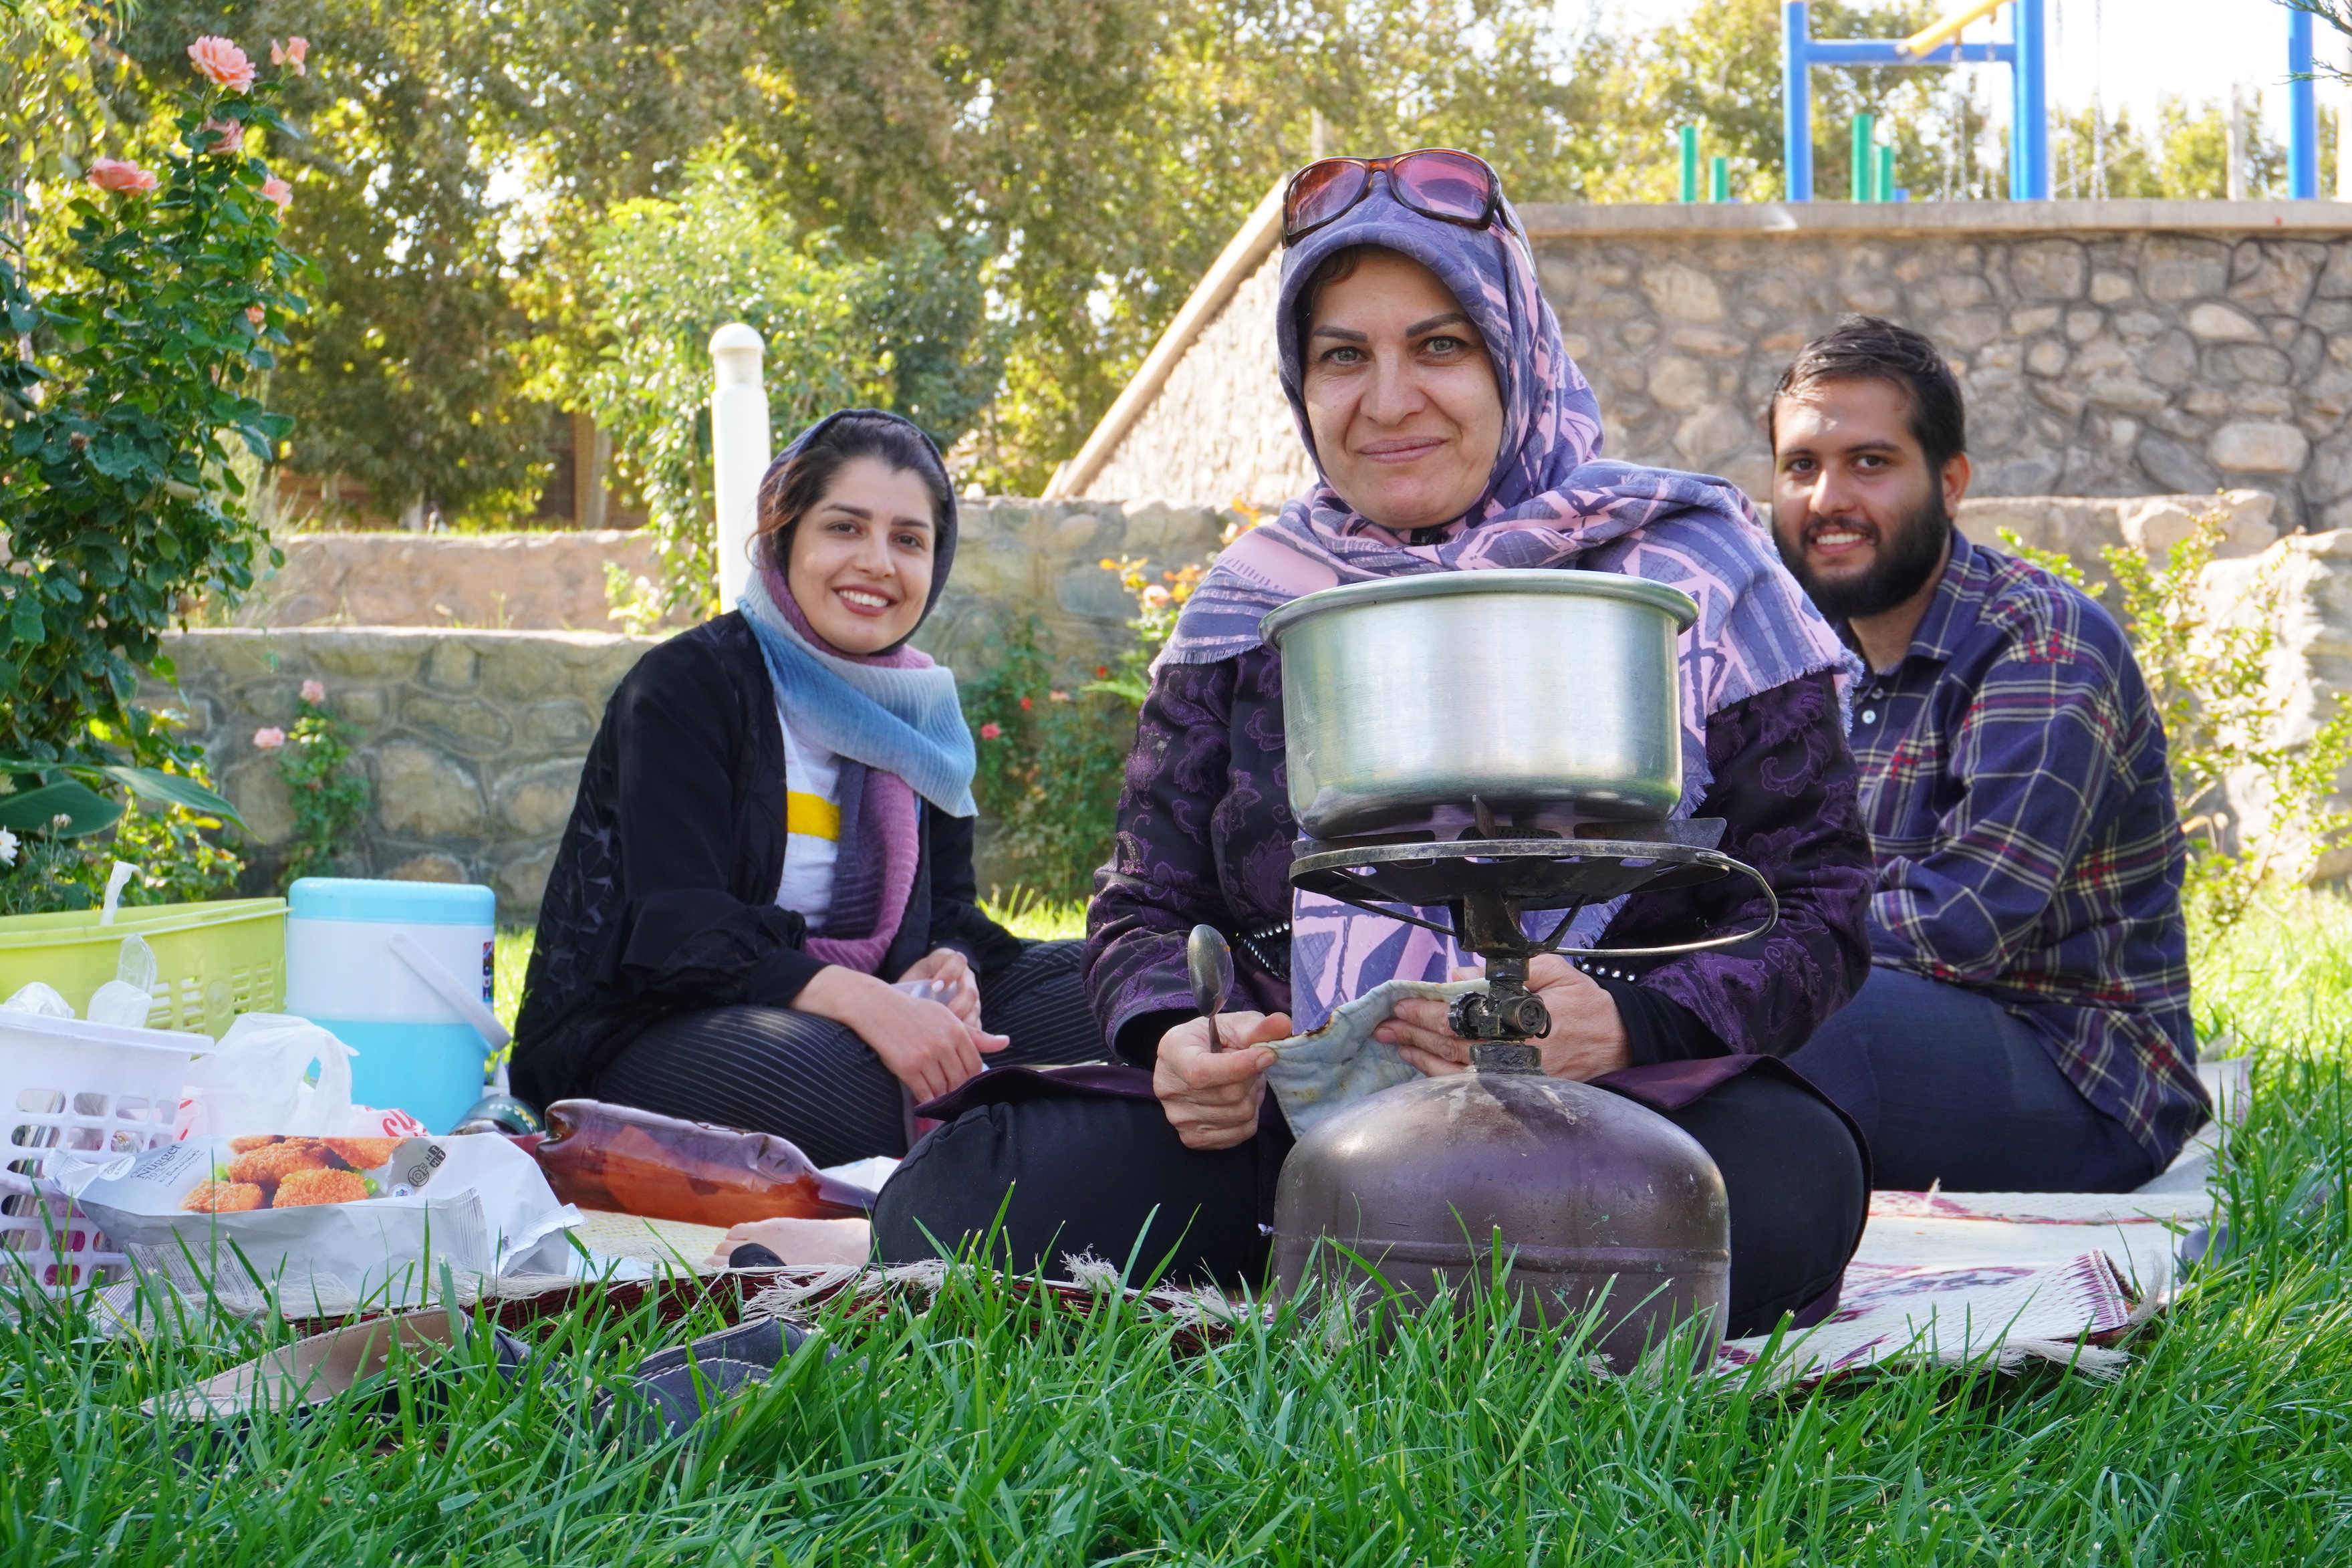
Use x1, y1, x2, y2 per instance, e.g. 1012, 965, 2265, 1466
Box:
1776, 492, 1954, 622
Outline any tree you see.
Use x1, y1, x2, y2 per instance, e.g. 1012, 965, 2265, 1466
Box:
557, 148, 997, 610
112, 0, 549, 525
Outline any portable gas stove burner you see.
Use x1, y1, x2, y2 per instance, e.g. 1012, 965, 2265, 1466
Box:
1288, 816, 1778, 1065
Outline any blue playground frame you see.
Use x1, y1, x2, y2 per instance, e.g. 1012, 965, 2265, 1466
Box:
1787, 0, 2328, 205
1782, 0, 2045, 201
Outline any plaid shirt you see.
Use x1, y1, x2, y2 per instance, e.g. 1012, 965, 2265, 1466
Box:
1846, 532, 2206, 1168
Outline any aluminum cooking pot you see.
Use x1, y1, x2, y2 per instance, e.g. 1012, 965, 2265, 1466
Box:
1261, 569, 1698, 840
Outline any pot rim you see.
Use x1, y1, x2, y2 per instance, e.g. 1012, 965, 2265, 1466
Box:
1259, 567, 1700, 648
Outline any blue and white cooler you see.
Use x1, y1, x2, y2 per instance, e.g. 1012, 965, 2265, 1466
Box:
284, 878, 505, 1134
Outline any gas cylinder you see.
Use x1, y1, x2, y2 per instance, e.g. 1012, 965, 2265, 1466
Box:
1272, 1047, 1730, 1369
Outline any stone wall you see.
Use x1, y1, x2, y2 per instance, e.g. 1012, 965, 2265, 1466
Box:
158, 628, 658, 918
1071, 201, 2352, 529
166, 501, 1238, 914
221, 529, 673, 630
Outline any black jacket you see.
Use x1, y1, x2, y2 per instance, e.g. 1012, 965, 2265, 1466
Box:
512, 612, 1021, 1107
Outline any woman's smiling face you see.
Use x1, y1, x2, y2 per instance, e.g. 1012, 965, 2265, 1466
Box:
784, 455, 938, 654
1300, 247, 1504, 534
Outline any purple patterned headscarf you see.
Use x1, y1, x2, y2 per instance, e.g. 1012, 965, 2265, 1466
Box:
1158, 178, 1855, 1029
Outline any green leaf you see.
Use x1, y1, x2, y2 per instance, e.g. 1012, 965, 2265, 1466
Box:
98, 765, 245, 829
0, 780, 124, 837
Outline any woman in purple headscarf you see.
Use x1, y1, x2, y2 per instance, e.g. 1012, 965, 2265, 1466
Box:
874, 155, 1876, 1334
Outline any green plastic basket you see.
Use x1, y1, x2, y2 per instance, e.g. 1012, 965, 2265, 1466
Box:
0, 898, 287, 1039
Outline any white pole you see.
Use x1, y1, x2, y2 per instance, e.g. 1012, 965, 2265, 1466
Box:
708, 322, 769, 614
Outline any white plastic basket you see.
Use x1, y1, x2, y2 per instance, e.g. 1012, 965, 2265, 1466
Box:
0, 1010, 212, 1296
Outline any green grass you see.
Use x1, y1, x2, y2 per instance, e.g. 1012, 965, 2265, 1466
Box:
11, 898, 2351, 1563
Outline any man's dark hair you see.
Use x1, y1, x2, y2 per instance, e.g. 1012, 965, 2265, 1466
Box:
1768, 315, 1967, 471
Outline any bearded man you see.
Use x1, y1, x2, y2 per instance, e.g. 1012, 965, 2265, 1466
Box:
1770, 317, 2208, 1192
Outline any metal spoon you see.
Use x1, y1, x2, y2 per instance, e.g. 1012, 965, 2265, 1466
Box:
1188, 924, 1235, 1053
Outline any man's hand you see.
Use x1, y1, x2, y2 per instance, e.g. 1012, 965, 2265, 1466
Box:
799, 965, 1009, 1103
896, 946, 982, 1027
1375, 954, 1631, 1081
1154, 1011, 1291, 1150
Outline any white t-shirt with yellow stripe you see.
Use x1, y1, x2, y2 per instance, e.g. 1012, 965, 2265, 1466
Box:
777, 710, 842, 927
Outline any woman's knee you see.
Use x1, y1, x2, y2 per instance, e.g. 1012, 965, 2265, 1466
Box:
1658, 1071, 1865, 1335
873, 1095, 1269, 1287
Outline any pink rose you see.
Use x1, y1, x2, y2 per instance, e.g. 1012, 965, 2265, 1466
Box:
301, 680, 325, 704
253, 727, 287, 751
246, 305, 266, 327
188, 36, 256, 93
1140, 584, 1172, 609
271, 36, 309, 74
86, 158, 158, 194
978, 722, 1003, 741
199, 118, 245, 155
260, 176, 292, 212
1048, 690, 1071, 702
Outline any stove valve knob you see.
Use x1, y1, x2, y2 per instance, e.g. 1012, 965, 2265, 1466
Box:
1448, 988, 1552, 1041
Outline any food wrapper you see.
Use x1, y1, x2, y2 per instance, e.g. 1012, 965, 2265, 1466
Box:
55, 1132, 579, 1313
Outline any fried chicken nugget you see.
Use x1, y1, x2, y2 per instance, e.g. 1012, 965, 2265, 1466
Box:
227, 1143, 327, 1188
271, 1167, 370, 1207
228, 1134, 282, 1154
181, 1181, 265, 1214
322, 1137, 403, 1171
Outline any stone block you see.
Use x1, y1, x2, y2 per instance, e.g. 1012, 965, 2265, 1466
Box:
2225, 344, 2293, 384
2210, 421, 2312, 474
2121, 491, 2278, 558
497, 848, 559, 913
1936, 307, 2008, 352
2026, 340, 2069, 376
223, 757, 294, 846
1640, 263, 1726, 323
337, 687, 389, 729
494, 759, 584, 839
402, 692, 513, 755
2065, 308, 2103, 343
1674, 404, 1756, 467
2142, 332, 2200, 388
2141, 237, 2228, 302
422, 639, 481, 692
2186, 302, 2262, 342
1668, 327, 1746, 358
385, 852, 468, 884
2138, 430, 2221, 493
1648, 356, 1713, 412
374, 743, 486, 838
2085, 378, 2168, 414
2228, 240, 2326, 317
2011, 305, 2063, 336
514, 699, 597, 751
2010, 239, 2087, 300
2089, 270, 2135, 305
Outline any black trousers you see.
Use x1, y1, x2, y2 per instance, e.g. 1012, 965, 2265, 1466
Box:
872, 1068, 1865, 1339
594, 939, 1106, 1169
1785, 966, 2158, 1192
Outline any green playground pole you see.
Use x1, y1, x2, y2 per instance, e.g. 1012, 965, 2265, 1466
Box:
1877, 144, 1897, 202
1709, 155, 1729, 203
1851, 114, 1874, 201
1680, 125, 1700, 203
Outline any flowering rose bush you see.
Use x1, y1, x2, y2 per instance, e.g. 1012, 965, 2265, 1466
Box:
0, 35, 311, 911
271, 683, 370, 887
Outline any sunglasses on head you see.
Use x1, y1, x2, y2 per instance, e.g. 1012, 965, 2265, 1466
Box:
1281, 148, 1511, 245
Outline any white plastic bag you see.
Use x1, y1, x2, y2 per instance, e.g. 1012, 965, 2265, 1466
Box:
66, 1132, 579, 1314
86, 933, 159, 1028
172, 1013, 426, 1140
